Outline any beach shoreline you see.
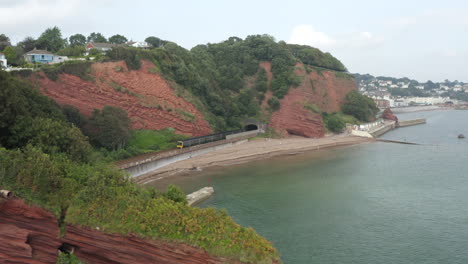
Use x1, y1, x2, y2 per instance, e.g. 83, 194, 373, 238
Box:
135, 135, 374, 185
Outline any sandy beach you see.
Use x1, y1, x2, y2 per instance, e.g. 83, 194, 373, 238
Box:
135, 135, 374, 184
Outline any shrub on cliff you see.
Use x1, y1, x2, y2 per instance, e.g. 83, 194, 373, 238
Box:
322, 113, 346, 133
341, 91, 379, 122
164, 184, 187, 204
268, 96, 280, 111
85, 106, 132, 151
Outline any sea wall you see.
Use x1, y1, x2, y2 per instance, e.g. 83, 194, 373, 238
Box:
369, 121, 397, 137
124, 139, 248, 178
398, 119, 426, 127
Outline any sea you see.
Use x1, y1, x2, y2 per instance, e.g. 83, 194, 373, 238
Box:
153, 110, 468, 264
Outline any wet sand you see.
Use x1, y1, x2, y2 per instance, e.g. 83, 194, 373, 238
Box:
135, 135, 374, 185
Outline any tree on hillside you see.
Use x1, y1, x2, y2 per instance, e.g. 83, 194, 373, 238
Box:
255, 67, 268, 93
341, 91, 379, 122
85, 106, 131, 150
424, 80, 437, 90
3, 46, 16, 65
17, 36, 36, 52
145, 36, 166, 48
109, 34, 128, 44
36, 27, 66, 52
69, 34, 86, 47
87, 32, 107, 43
0, 34, 11, 51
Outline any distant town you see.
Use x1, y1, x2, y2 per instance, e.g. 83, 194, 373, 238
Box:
354, 73, 468, 107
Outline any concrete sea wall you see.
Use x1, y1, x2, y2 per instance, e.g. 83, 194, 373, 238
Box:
124, 139, 248, 178
398, 119, 426, 127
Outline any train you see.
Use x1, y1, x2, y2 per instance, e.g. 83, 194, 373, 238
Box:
176, 129, 243, 149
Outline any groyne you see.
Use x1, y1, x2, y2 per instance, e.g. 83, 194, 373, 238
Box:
186, 187, 214, 206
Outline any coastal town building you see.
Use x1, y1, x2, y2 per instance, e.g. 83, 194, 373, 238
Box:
86, 42, 118, 53
23, 49, 54, 64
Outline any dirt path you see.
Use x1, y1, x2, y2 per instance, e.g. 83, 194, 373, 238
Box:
135, 135, 374, 184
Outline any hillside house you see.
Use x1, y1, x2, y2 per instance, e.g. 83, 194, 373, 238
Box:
0, 52, 6, 68
126, 41, 150, 49
23, 49, 54, 64
86, 42, 117, 53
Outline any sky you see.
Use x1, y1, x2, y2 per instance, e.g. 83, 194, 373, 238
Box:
1, 0, 467, 82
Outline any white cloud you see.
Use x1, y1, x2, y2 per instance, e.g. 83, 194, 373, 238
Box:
288, 25, 384, 51
388, 8, 468, 28
288, 25, 336, 48
0, 0, 82, 26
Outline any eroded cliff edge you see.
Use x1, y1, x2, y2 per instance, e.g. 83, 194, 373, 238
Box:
0, 198, 243, 264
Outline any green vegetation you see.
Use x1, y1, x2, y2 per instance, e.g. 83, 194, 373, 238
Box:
41, 61, 93, 81
341, 91, 379, 122
322, 113, 346, 133
304, 102, 321, 113
36, 26, 66, 52
87, 32, 107, 43
56, 252, 84, 264
109, 34, 128, 44
268, 96, 280, 111
85, 106, 132, 151
0, 71, 280, 263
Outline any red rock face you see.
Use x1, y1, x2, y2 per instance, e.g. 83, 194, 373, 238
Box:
382, 108, 398, 122
32, 60, 212, 137
270, 63, 357, 137
0, 199, 239, 264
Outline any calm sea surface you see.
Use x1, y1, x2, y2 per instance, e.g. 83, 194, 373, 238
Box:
153, 110, 468, 264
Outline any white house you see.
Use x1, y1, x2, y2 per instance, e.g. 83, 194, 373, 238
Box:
0, 52, 6, 68
126, 41, 151, 49
86, 42, 118, 53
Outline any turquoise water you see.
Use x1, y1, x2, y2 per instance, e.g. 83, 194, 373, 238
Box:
154, 110, 468, 264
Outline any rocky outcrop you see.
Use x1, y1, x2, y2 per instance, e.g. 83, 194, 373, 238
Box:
32, 61, 212, 137
0, 198, 239, 264
382, 108, 398, 122
269, 63, 357, 137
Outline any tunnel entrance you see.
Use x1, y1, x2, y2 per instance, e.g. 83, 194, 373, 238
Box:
244, 124, 258, 131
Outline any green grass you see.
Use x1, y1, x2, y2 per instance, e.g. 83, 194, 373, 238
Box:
175, 109, 196, 122
128, 128, 187, 152
334, 71, 354, 80
304, 102, 321, 113
109, 81, 140, 97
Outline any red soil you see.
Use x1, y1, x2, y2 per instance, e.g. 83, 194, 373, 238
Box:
270, 63, 357, 137
33, 61, 212, 137
382, 108, 398, 122
0, 198, 240, 264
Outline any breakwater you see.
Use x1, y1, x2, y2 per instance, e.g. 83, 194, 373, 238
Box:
398, 118, 426, 127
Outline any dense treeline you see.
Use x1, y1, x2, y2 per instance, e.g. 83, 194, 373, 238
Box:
0, 71, 280, 264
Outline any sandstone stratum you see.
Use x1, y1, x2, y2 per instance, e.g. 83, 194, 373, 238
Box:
0, 198, 243, 264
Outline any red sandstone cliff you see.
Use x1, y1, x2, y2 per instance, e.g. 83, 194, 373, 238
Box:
267, 63, 357, 138
32, 61, 212, 137
0, 198, 240, 264
32, 60, 355, 139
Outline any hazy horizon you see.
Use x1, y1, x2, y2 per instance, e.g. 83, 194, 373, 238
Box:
1, 0, 467, 83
